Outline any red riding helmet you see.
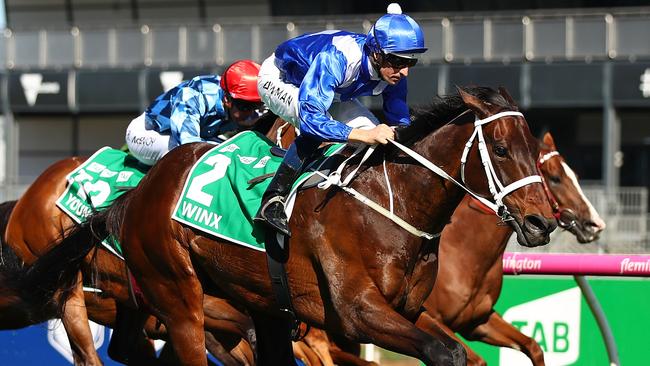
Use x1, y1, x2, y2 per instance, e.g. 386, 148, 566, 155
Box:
220, 60, 262, 102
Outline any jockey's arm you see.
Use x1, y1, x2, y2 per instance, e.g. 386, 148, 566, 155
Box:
297, 51, 349, 142
297, 51, 394, 145
169, 88, 208, 145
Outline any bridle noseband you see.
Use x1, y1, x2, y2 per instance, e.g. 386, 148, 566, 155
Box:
458, 111, 543, 221
318, 109, 544, 240
537, 150, 578, 229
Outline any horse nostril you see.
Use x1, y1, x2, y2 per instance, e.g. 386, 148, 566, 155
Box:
524, 214, 556, 234
585, 220, 604, 233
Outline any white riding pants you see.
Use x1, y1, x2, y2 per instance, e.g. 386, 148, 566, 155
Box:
257, 54, 380, 133
125, 113, 178, 166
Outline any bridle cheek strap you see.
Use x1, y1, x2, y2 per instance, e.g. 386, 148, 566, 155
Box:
537, 150, 562, 219
457, 111, 542, 218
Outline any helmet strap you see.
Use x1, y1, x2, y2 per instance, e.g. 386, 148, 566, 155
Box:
369, 52, 383, 74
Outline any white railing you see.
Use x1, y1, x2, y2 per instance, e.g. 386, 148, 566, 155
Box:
3, 8, 650, 69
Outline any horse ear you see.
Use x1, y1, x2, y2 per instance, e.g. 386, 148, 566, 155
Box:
457, 86, 490, 117
497, 86, 519, 111
542, 131, 557, 150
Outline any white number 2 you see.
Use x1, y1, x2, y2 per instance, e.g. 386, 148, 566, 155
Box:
186, 154, 232, 206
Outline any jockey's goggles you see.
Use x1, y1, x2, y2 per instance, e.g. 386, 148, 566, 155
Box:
383, 52, 418, 69
232, 98, 264, 112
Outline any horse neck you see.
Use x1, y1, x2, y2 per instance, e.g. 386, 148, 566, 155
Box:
384, 120, 478, 236
441, 196, 514, 282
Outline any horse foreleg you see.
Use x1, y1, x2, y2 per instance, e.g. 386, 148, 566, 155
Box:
293, 341, 322, 366
301, 328, 334, 366
204, 331, 245, 366
462, 311, 545, 366
61, 272, 104, 366
229, 338, 255, 366
331, 283, 464, 366
134, 266, 207, 365
327, 341, 378, 366
203, 295, 256, 347
415, 310, 486, 366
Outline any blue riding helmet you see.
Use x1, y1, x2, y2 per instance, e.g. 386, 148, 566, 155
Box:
366, 3, 427, 57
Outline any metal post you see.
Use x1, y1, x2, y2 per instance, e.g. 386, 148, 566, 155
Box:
574, 275, 620, 366
602, 61, 621, 252
603, 61, 621, 194
520, 62, 531, 110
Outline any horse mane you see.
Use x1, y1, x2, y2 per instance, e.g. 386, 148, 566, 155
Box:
0, 201, 23, 273
396, 86, 513, 146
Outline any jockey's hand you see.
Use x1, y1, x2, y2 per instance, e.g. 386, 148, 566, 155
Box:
348, 124, 395, 145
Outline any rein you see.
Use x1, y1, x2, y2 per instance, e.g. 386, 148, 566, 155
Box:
315, 110, 543, 240
392, 111, 542, 222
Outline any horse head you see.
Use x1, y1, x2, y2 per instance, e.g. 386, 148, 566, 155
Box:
404, 86, 557, 247
538, 132, 606, 243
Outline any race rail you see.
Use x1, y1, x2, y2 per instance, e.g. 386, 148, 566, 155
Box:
500, 252, 650, 366
502, 252, 650, 276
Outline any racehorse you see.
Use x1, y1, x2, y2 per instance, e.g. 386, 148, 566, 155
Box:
415, 132, 606, 365
1, 112, 323, 366
32, 85, 558, 366
3, 155, 148, 366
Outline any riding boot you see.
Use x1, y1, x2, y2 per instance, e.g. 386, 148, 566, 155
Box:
254, 137, 316, 236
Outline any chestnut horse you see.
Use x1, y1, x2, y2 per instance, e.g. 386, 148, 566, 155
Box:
34, 86, 559, 366
416, 132, 606, 366
1, 112, 321, 366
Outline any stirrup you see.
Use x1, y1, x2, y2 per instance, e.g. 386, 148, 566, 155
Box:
255, 196, 291, 237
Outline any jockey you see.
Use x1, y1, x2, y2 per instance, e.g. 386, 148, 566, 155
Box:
125, 59, 264, 165
254, 3, 426, 236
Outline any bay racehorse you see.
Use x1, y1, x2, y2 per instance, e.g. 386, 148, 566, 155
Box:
415, 132, 606, 365
34, 86, 558, 366
1, 112, 316, 366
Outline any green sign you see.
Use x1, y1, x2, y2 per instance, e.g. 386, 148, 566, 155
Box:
464, 276, 650, 365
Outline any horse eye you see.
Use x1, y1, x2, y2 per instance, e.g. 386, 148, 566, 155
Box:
493, 145, 508, 157
549, 175, 561, 184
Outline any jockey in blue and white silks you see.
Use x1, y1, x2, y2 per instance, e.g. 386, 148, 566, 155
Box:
255, 3, 427, 236
125, 60, 264, 165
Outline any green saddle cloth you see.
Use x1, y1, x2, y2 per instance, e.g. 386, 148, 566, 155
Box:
56, 147, 149, 257
172, 130, 343, 251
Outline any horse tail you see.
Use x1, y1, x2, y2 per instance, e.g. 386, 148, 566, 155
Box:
0, 200, 55, 325
16, 189, 135, 317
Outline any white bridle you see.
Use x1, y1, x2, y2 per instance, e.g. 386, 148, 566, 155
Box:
314, 110, 543, 239
390, 110, 542, 220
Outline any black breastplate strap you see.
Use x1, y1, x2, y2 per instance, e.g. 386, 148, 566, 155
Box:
264, 230, 309, 340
